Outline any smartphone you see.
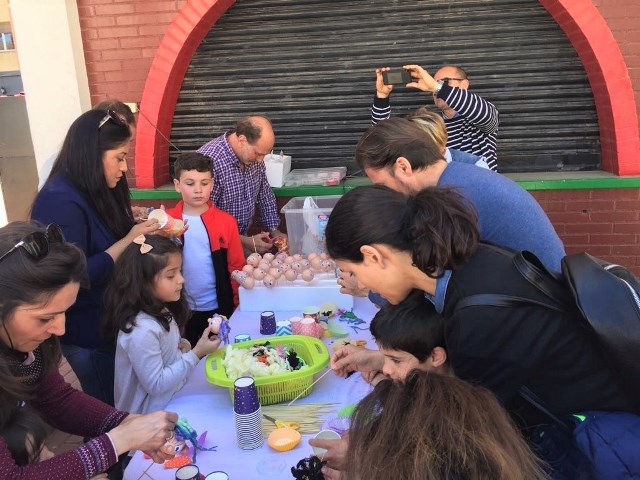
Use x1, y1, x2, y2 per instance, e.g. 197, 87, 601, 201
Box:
382, 69, 412, 85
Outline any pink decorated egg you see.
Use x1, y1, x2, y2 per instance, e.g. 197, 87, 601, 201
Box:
292, 261, 304, 272
258, 261, 271, 272
284, 256, 294, 264
271, 258, 283, 267
284, 269, 298, 282
301, 259, 311, 269
301, 269, 314, 282
232, 271, 248, 283
247, 253, 262, 266
319, 252, 328, 260
242, 264, 254, 274
310, 257, 323, 270
252, 268, 267, 280
268, 267, 283, 279
263, 253, 275, 262
276, 252, 288, 261
263, 274, 276, 288
241, 277, 255, 289
208, 315, 222, 333
307, 252, 318, 261
280, 263, 291, 272
293, 254, 303, 261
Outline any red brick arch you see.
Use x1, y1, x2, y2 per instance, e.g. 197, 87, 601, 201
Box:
134, 0, 640, 187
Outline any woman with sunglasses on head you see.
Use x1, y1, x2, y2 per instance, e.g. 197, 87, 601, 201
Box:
324, 185, 638, 479
0, 222, 178, 478
31, 109, 161, 405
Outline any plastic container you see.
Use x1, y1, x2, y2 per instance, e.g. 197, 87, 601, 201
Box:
281, 195, 342, 255
284, 167, 346, 187
205, 335, 330, 405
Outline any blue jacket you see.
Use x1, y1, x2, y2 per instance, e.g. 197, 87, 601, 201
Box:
573, 411, 640, 479
31, 175, 116, 348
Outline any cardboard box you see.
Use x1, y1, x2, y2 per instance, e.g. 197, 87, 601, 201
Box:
264, 153, 292, 188
238, 273, 354, 312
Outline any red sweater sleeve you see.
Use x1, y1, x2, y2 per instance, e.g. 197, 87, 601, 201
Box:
225, 214, 245, 306
0, 434, 117, 480
32, 370, 128, 437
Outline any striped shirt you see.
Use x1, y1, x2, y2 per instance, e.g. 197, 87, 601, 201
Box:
371, 83, 499, 171
198, 132, 280, 235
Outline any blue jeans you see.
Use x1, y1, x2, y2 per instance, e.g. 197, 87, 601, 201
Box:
62, 343, 115, 406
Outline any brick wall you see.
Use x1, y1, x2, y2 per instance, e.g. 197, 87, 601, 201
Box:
593, 0, 640, 135
532, 188, 640, 274
77, 0, 187, 180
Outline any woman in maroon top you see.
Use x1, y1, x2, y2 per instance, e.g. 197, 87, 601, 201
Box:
0, 222, 177, 479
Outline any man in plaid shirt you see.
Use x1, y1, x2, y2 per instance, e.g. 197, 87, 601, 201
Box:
198, 115, 287, 254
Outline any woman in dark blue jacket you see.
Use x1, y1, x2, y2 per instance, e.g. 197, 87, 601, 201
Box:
31, 109, 160, 405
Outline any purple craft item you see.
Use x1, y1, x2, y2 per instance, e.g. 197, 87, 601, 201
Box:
233, 376, 260, 415
208, 314, 231, 345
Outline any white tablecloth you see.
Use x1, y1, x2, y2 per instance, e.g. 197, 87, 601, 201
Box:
124, 298, 377, 480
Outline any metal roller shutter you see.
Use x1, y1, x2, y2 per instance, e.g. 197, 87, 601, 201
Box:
171, 0, 600, 174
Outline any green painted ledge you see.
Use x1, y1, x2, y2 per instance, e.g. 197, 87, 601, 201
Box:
130, 172, 640, 200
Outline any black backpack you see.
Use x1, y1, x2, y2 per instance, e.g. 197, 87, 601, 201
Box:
455, 251, 640, 410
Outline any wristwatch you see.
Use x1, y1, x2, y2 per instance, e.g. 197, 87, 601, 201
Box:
433, 79, 445, 97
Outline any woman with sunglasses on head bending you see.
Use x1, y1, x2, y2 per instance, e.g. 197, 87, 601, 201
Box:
0, 222, 178, 478
31, 109, 161, 405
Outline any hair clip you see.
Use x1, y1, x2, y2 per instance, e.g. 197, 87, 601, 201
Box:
133, 235, 153, 254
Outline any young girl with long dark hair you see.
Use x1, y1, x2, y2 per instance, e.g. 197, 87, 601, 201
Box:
103, 235, 221, 415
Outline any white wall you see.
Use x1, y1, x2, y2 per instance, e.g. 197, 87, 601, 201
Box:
9, 0, 90, 187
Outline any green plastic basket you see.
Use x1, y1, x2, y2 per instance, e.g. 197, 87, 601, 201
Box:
205, 335, 330, 405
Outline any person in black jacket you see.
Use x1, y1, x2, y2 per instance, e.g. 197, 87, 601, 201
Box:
318, 184, 636, 479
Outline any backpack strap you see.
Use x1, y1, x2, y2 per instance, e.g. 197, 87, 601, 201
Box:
455, 293, 564, 313
519, 386, 574, 433
512, 251, 568, 307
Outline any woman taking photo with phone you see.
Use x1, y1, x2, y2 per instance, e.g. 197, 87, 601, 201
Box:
31, 109, 160, 405
0, 222, 177, 478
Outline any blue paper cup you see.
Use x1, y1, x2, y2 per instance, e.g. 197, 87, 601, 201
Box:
260, 311, 276, 335
275, 320, 292, 336
234, 333, 251, 343
233, 376, 260, 415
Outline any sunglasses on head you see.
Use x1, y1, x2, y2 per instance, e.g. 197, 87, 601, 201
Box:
0, 224, 65, 264
98, 109, 128, 130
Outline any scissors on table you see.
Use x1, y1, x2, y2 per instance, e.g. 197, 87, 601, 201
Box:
263, 414, 300, 430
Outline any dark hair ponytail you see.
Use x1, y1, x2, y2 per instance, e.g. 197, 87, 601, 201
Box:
405, 187, 479, 276
325, 185, 479, 276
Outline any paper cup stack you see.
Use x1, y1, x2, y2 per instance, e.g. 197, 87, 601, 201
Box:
233, 376, 264, 449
